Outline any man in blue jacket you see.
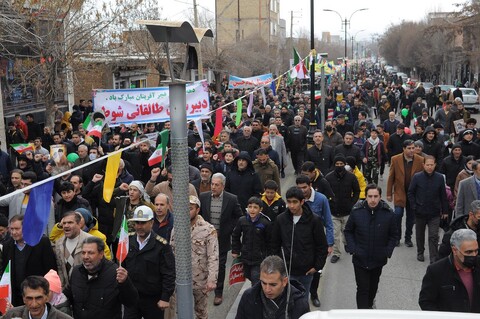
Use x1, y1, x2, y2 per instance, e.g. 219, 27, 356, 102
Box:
344, 184, 398, 309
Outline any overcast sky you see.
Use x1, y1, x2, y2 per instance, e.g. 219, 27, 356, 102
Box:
162, 0, 460, 40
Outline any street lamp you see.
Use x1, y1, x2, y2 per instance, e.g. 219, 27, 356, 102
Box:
323, 8, 368, 81
351, 30, 365, 61
307, 0, 316, 145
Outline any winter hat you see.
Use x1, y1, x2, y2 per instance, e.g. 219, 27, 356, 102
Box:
451, 143, 462, 151
200, 163, 213, 173
345, 156, 356, 169
334, 154, 346, 165
75, 208, 93, 227
44, 269, 62, 294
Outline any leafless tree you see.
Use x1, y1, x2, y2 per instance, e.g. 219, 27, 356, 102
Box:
0, 0, 142, 128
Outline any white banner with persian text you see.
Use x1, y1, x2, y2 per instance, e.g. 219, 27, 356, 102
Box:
93, 80, 211, 126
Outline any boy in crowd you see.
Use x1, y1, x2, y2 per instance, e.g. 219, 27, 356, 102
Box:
231, 197, 272, 286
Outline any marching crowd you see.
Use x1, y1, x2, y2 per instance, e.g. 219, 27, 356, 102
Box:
0, 70, 480, 319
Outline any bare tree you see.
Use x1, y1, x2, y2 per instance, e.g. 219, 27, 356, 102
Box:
0, 0, 142, 128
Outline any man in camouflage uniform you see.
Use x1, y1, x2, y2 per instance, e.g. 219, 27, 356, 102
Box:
171, 196, 219, 318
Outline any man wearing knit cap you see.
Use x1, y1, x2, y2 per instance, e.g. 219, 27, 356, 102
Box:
123, 205, 176, 319
458, 129, 480, 158
192, 163, 213, 194
54, 211, 93, 287
325, 154, 360, 263
439, 144, 465, 192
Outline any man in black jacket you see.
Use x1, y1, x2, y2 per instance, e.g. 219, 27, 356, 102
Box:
225, 152, 262, 211
334, 132, 361, 167
64, 236, 139, 319
408, 156, 449, 263
325, 154, 360, 263
287, 116, 308, 174
271, 187, 328, 299
344, 184, 398, 309
305, 130, 334, 176
200, 173, 243, 306
438, 144, 465, 191
2, 215, 57, 306
438, 200, 480, 260
419, 229, 480, 313
235, 255, 309, 319
123, 206, 175, 319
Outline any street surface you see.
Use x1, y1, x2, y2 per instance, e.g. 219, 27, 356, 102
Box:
207, 110, 480, 318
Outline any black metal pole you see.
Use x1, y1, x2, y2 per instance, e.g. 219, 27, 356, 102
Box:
307, 0, 316, 145
344, 18, 348, 82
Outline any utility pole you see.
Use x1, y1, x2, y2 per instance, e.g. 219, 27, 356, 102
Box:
0, 81, 6, 152
344, 18, 347, 81
236, 0, 241, 42
193, 0, 203, 79
290, 10, 293, 42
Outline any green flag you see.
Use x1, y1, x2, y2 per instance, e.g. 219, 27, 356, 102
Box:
235, 99, 242, 126
159, 129, 169, 167
293, 48, 301, 65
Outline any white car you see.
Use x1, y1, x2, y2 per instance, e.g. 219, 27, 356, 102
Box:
459, 87, 480, 113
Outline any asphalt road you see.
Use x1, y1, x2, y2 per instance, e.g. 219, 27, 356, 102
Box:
207, 110, 480, 317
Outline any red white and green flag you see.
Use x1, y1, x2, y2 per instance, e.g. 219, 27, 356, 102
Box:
148, 129, 169, 167
116, 216, 129, 264
0, 261, 11, 314
82, 114, 93, 131
10, 143, 34, 154
87, 119, 104, 138
290, 48, 308, 80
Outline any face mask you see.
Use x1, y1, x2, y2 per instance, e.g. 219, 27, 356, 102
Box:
335, 166, 345, 174
461, 254, 478, 269
326, 126, 333, 131
345, 165, 352, 172
439, 130, 444, 136
89, 154, 97, 161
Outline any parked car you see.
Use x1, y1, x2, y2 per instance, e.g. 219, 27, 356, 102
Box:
438, 84, 454, 93
459, 87, 480, 113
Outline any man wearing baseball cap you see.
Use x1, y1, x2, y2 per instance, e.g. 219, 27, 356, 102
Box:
123, 206, 176, 319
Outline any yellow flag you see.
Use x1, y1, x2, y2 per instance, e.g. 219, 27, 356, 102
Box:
103, 152, 122, 203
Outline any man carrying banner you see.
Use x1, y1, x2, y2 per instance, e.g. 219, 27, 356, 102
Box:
123, 206, 176, 319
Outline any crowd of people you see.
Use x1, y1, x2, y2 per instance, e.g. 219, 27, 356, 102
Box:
0, 70, 479, 319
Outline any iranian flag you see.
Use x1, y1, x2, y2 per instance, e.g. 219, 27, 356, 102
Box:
10, 143, 34, 154
82, 114, 93, 131
87, 119, 104, 138
116, 215, 129, 264
148, 129, 169, 167
0, 261, 11, 314
290, 48, 309, 80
